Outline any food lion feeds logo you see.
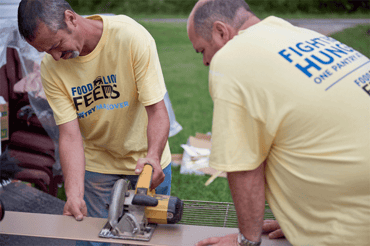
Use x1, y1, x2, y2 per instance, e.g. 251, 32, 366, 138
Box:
72, 75, 129, 119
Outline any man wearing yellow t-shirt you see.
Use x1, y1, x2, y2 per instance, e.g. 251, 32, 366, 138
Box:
188, 0, 370, 246
17, 2, 172, 245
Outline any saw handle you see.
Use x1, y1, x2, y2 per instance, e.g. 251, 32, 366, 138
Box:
132, 194, 158, 207
135, 163, 153, 195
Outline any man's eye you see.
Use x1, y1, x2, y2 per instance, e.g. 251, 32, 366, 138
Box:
50, 42, 61, 52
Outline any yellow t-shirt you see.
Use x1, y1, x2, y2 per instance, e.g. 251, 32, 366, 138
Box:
41, 15, 171, 174
209, 16, 370, 246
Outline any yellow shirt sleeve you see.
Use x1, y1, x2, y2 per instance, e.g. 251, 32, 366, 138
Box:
41, 60, 77, 125
210, 97, 274, 172
131, 30, 166, 106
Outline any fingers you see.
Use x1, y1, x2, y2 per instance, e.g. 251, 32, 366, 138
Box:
81, 201, 88, 217
63, 207, 72, 217
135, 160, 145, 175
63, 198, 86, 221
262, 220, 285, 239
151, 167, 165, 189
269, 229, 285, 239
136, 158, 164, 189
262, 219, 280, 233
195, 234, 238, 246
195, 237, 221, 246
72, 202, 84, 221
63, 207, 83, 221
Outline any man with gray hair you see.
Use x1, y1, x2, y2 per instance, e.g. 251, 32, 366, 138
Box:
18, 1, 173, 245
188, 0, 370, 245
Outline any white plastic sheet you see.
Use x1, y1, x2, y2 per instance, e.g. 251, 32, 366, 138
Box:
0, 18, 62, 175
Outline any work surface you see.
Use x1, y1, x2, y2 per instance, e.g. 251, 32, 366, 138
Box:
1, 212, 292, 246
0, 182, 291, 246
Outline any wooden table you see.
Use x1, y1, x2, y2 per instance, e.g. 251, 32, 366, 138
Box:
0, 182, 292, 246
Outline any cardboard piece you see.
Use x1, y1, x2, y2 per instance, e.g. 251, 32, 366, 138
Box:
195, 132, 212, 142
171, 153, 183, 166
188, 135, 211, 149
0, 211, 292, 246
0, 102, 9, 141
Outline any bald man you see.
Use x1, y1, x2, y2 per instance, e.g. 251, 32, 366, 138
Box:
188, 0, 370, 246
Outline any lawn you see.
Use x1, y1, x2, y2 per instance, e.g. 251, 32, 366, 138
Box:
103, 8, 370, 20
330, 24, 370, 59
58, 19, 370, 204
132, 12, 370, 20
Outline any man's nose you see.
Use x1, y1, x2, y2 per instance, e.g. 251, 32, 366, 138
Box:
50, 50, 61, 61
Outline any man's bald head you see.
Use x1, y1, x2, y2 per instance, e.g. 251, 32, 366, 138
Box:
190, 0, 253, 41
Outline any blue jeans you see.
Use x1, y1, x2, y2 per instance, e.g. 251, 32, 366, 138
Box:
76, 163, 172, 246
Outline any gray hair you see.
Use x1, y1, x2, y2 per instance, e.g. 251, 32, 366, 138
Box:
193, 0, 253, 41
18, 0, 74, 42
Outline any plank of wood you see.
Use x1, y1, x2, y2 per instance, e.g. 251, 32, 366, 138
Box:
0, 212, 291, 246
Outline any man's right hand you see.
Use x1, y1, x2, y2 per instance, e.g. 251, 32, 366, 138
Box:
63, 197, 87, 221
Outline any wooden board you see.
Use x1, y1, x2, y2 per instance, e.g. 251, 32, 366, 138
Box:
0, 212, 291, 246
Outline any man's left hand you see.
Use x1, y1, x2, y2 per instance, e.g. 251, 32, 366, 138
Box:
262, 220, 285, 239
135, 157, 164, 189
195, 233, 239, 246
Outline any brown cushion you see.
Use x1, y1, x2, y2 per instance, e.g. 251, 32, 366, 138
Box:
14, 169, 50, 193
8, 149, 55, 169
10, 130, 55, 157
14, 169, 50, 185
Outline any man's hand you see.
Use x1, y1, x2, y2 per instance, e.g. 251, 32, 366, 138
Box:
262, 220, 285, 239
195, 233, 239, 246
135, 157, 164, 190
63, 196, 87, 221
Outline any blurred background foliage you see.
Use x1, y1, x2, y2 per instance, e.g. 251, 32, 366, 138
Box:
67, 0, 370, 15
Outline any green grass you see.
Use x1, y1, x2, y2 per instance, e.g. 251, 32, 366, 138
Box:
171, 165, 232, 202
331, 24, 370, 59
56, 19, 370, 203
90, 10, 370, 20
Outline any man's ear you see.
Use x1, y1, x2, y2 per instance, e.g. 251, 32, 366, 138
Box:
64, 10, 77, 28
212, 21, 230, 45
